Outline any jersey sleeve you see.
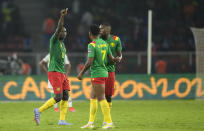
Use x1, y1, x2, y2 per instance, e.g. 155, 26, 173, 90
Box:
116, 37, 122, 51
88, 43, 95, 58
43, 54, 50, 63
64, 54, 70, 64
50, 34, 55, 43
50, 33, 59, 44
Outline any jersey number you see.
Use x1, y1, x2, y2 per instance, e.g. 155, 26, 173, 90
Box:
101, 50, 106, 61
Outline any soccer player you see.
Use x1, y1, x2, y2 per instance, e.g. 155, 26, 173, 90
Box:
77, 24, 120, 129
39, 53, 76, 112
34, 8, 71, 125
99, 23, 122, 109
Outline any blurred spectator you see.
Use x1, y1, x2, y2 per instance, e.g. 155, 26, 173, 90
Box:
72, 0, 80, 15
0, 0, 25, 52
21, 61, 32, 75
81, 11, 93, 27
23, 33, 32, 52
42, 17, 55, 47
7, 52, 23, 75
2, 1, 12, 32
0, 59, 9, 75
155, 58, 167, 74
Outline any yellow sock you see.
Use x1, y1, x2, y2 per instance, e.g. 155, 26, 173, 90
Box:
89, 99, 98, 123
39, 98, 56, 112
108, 102, 112, 108
60, 100, 68, 120
100, 99, 112, 123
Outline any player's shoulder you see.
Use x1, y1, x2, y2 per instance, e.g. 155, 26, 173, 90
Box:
112, 35, 120, 41
89, 41, 96, 47
50, 34, 56, 40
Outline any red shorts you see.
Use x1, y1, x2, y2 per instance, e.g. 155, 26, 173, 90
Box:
105, 72, 115, 96
48, 71, 70, 94
91, 77, 107, 85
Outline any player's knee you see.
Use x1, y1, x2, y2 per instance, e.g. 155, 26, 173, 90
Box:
54, 93, 63, 103
106, 95, 112, 102
62, 90, 69, 101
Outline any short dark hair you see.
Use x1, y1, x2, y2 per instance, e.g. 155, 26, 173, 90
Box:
90, 24, 100, 36
101, 22, 111, 27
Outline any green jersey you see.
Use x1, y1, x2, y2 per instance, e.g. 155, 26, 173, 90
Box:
104, 35, 122, 72
88, 38, 112, 78
48, 34, 66, 73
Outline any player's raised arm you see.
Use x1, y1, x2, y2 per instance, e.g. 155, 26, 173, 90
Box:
54, 8, 68, 40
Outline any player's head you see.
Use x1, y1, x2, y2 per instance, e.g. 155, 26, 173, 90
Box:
89, 24, 100, 40
99, 22, 111, 40
59, 27, 67, 40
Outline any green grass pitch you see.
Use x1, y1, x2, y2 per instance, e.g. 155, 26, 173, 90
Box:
0, 100, 204, 131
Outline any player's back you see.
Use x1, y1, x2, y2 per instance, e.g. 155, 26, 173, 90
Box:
88, 38, 110, 78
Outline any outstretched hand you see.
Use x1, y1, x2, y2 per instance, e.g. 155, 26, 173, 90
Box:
60, 8, 68, 16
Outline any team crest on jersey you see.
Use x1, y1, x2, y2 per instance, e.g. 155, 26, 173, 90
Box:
113, 36, 119, 41
56, 87, 60, 91
110, 42, 115, 47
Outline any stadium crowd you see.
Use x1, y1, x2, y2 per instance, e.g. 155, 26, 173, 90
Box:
45, 0, 203, 52
0, 0, 28, 52
0, 0, 203, 74
0, 0, 203, 52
